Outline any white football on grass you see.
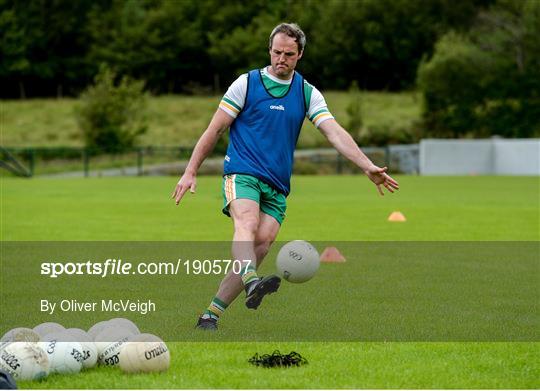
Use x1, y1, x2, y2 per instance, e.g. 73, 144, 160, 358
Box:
40, 332, 84, 375
64, 328, 98, 369
0, 342, 50, 381
95, 326, 134, 366
87, 321, 109, 340
119, 334, 170, 373
108, 318, 140, 335
1, 328, 41, 351
33, 322, 65, 338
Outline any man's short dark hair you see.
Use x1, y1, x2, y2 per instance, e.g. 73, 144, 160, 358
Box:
269, 23, 306, 53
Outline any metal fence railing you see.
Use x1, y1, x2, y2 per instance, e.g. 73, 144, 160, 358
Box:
1, 145, 420, 178
0, 146, 193, 177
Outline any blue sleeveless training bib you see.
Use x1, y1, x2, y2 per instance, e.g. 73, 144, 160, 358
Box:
223, 69, 306, 196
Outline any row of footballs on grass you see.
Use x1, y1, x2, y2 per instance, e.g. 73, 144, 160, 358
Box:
0, 318, 170, 381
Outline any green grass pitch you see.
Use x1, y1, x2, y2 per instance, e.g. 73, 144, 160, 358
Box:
1, 175, 539, 388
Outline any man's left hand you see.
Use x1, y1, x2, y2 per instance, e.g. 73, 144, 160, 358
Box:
365, 165, 399, 195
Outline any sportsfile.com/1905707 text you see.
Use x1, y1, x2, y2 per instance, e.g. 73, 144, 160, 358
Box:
40, 258, 253, 278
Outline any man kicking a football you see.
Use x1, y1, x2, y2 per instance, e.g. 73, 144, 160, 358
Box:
172, 23, 399, 330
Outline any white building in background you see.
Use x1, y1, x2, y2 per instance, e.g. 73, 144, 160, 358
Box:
420, 138, 540, 176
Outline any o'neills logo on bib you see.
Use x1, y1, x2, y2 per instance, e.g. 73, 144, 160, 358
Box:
270, 105, 285, 111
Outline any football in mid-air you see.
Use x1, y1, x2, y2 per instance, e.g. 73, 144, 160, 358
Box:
276, 240, 320, 283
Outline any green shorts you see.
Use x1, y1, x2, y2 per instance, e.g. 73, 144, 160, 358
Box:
222, 174, 287, 225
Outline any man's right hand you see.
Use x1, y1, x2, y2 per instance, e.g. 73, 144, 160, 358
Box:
171, 109, 232, 206
172, 172, 197, 205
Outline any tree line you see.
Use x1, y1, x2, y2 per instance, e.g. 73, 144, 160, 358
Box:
2, 0, 538, 139
1, 0, 492, 98
419, 0, 539, 138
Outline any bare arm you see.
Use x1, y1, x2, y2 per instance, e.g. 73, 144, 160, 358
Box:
172, 109, 234, 204
318, 119, 399, 195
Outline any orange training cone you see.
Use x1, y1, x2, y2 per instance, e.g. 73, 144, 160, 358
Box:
388, 211, 406, 222
320, 247, 346, 263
